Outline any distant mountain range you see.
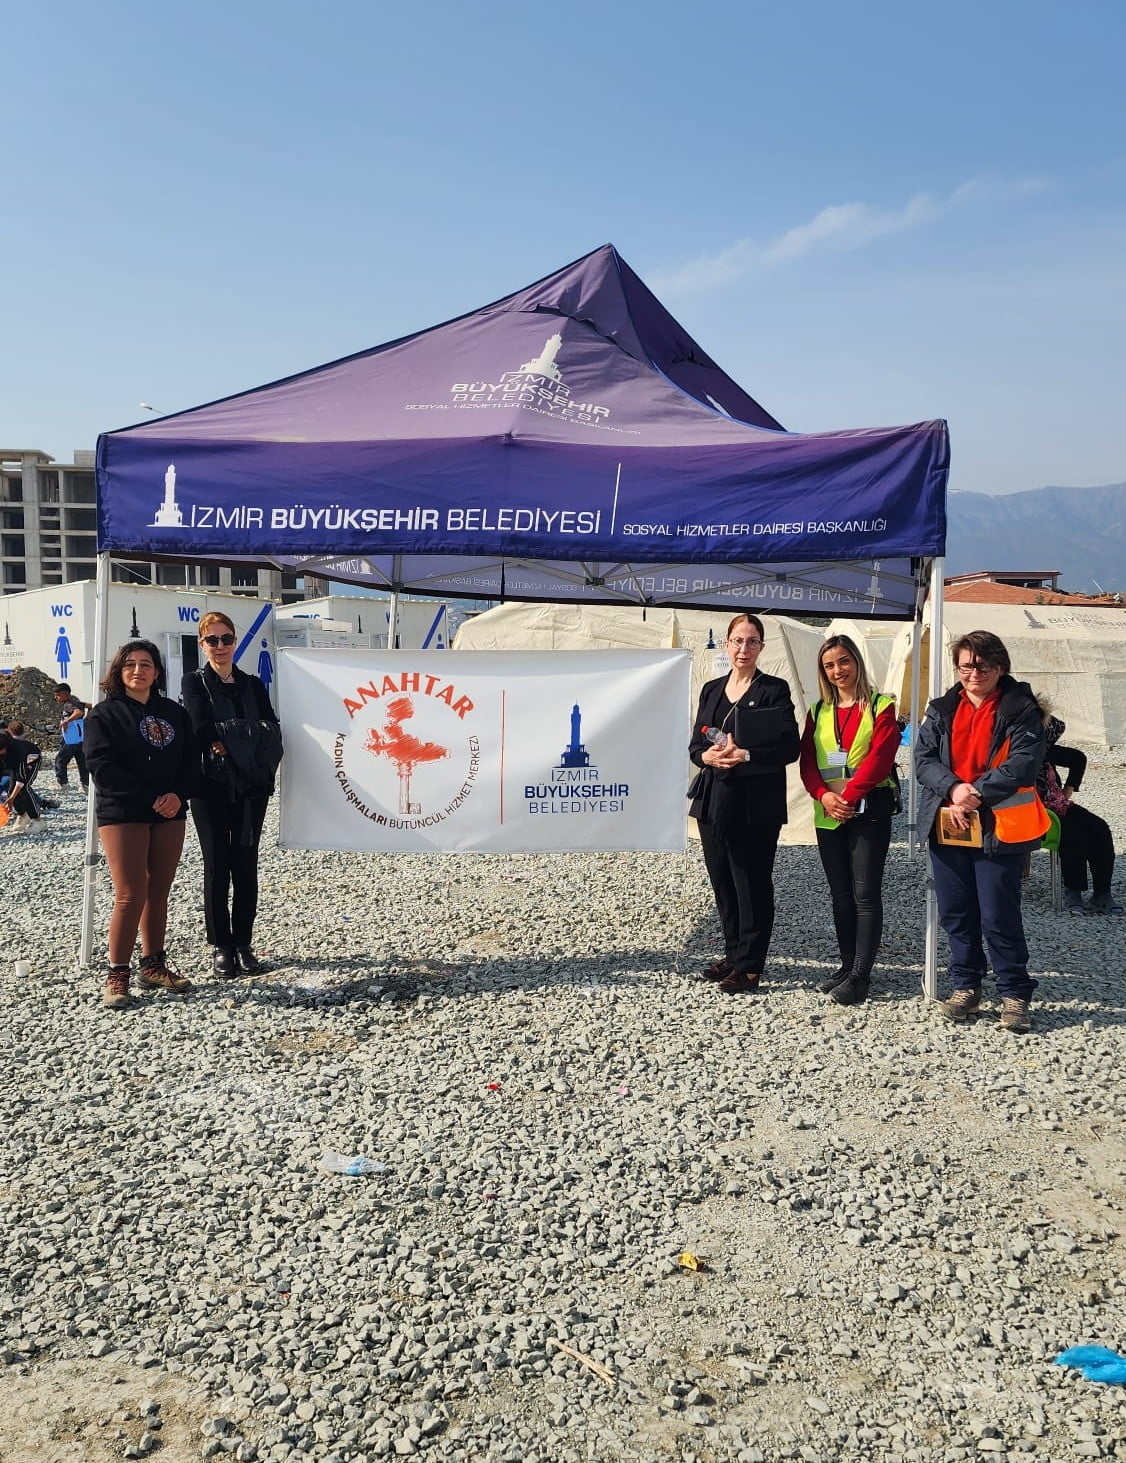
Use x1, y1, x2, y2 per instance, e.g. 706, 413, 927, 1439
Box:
946, 482, 1126, 592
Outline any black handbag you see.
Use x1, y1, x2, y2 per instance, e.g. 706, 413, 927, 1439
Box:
858, 767, 903, 820
197, 671, 283, 799
214, 715, 284, 797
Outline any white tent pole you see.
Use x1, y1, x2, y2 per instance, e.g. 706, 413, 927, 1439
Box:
907, 616, 922, 857
387, 589, 400, 650
923, 555, 945, 1001
78, 551, 112, 969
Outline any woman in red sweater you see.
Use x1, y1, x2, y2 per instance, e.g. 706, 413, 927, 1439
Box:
799, 635, 901, 1006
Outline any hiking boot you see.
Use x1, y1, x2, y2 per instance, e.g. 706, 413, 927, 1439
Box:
138, 952, 193, 994
1064, 888, 1086, 916
1000, 997, 1032, 1034
103, 967, 131, 1010
830, 973, 871, 1006
940, 987, 982, 1022
818, 964, 851, 995
1089, 892, 1124, 916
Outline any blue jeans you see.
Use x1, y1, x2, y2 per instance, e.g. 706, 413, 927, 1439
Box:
929, 844, 1036, 1001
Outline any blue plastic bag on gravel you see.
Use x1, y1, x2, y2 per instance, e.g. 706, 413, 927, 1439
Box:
1055, 1346, 1126, 1383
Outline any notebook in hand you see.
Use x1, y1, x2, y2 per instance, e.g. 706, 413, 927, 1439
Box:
733, 704, 792, 751
936, 808, 983, 847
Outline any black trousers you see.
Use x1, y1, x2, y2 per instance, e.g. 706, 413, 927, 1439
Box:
698, 819, 783, 976
1058, 803, 1115, 895
815, 816, 892, 981
54, 742, 88, 787
191, 793, 270, 947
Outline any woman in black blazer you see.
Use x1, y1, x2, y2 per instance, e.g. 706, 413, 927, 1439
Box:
688, 613, 800, 993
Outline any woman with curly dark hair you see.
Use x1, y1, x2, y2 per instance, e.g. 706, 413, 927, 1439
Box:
83, 639, 199, 1010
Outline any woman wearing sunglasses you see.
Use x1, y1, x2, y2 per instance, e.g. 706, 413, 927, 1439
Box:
83, 639, 198, 1009
182, 612, 281, 977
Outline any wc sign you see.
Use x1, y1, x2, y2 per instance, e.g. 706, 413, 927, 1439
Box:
51, 602, 77, 679
177, 606, 201, 622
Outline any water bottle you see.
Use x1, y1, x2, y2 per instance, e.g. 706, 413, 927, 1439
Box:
320, 1150, 387, 1177
702, 725, 730, 750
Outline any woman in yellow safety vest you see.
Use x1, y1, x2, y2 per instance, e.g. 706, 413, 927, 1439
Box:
914, 630, 1048, 1035
799, 635, 901, 1006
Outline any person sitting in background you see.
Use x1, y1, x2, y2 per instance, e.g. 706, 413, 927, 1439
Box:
4, 722, 58, 811
0, 728, 43, 834
1038, 709, 1123, 916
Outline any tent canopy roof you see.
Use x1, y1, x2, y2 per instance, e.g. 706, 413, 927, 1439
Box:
96, 244, 948, 617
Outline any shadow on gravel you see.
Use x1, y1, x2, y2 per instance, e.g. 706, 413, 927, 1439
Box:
147, 947, 685, 1011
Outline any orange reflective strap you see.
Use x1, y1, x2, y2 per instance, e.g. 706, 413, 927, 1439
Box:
988, 736, 1051, 843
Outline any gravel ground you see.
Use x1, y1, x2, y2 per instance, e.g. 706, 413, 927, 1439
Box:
1, 755, 1124, 1462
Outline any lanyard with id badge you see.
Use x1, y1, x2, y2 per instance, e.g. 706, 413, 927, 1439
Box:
821, 705, 867, 812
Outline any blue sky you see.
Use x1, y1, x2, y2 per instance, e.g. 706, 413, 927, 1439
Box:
5, 0, 1124, 496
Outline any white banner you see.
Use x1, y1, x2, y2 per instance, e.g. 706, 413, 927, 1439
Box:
277, 649, 691, 853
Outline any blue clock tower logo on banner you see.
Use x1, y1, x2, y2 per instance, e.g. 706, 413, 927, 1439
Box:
524, 703, 629, 816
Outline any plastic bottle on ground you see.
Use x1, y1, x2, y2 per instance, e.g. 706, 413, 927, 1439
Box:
320, 1150, 387, 1176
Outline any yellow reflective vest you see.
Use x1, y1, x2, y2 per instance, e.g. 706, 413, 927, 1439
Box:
811, 693, 896, 831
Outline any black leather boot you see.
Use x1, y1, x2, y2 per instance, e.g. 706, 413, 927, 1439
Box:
235, 947, 263, 975
818, 964, 851, 995
213, 946, 237, 977
830, 972, 871, 1006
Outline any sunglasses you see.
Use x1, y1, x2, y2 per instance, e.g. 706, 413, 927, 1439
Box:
202, 633, 236, 647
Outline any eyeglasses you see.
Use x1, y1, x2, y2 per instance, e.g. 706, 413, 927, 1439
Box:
202, 633, 236, 647
728, 638, 763, 649
957, 661, 998, 676
122, 660, 155, 671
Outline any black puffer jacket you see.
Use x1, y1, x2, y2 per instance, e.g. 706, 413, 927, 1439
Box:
84, 692, 199, 825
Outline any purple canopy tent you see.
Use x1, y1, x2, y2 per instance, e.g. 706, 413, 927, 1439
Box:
89, 244, 951, 992
96, 243, 948, 620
